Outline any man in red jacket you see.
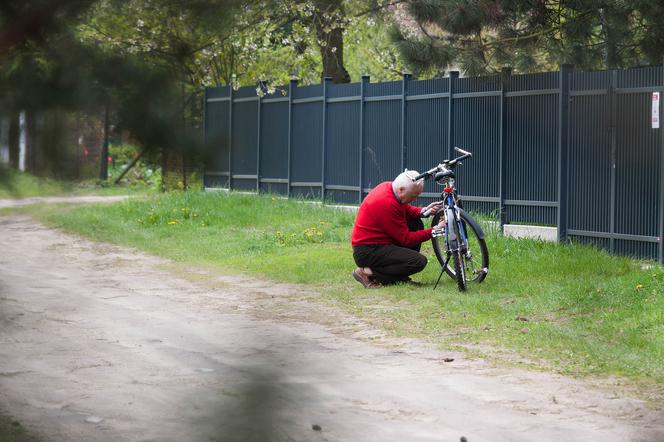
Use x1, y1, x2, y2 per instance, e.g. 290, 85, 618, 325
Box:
351, 170, 444, 288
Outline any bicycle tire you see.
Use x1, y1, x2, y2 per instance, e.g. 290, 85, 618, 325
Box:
431, 209, 489, 285
451, 248, 467, 291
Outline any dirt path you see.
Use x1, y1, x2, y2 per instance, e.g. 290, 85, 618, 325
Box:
0, 195, 129, 209
1, 213, 663, 442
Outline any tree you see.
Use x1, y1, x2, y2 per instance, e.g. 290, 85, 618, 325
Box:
0, 0, 407, 183
390, 0, 664, 76
0, 0, 245, 179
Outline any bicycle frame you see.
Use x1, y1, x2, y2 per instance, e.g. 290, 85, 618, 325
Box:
434, 176, 470, 289
415, 147, 488, 290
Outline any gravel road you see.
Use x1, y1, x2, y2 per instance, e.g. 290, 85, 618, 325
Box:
1, 209, 663, 441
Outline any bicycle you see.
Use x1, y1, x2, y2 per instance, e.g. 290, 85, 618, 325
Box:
412, 147, 489, 291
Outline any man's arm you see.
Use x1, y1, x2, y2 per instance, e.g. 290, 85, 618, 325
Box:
379, 205, 432, 247
405, 202, 443, 219
405, 204, 423, 220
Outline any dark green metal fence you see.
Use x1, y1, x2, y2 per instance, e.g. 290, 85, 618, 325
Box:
203, 63, 664, 263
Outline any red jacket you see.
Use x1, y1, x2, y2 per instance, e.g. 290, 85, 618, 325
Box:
351, 181, 432, 247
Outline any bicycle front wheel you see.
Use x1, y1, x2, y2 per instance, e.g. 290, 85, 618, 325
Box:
431, 209, 489, 285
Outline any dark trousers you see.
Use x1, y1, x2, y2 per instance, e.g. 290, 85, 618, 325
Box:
352, 218, 427, 285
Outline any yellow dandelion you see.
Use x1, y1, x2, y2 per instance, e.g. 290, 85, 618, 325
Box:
636, 284, 644, 289
168, 220, 178, 225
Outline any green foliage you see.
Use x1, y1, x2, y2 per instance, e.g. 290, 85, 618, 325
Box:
0, 414, 33, 442
344, 9, 405, 81
392, 0, 664, 75
0, 167, 71, 198
107, 143, 161, 190
0, 166, 147, 198
78, 0, 406, 87
31, 191, 664, 384
78, 0, 330, 87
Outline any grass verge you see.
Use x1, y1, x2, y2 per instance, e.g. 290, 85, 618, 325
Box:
0, 414, 36, 442
18, 190, 664, 388
0, 167, 151, 199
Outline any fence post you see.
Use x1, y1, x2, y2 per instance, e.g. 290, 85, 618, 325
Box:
499, 67, 512, 229
321, 77, 331, 203
359, 75, 369, 203
256, 81, 265, 193
287, 78, 298, 198
401, 73, 411, 171
202, 87, 207, 188
609, 70, 618, 253
447, 71, 459, 160
228, 85, 233, 190
557, 64, 572, 243
660, 57, 664, 263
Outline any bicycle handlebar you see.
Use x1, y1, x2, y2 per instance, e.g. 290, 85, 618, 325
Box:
412, 168, 437, 181
411, 147, 473, 182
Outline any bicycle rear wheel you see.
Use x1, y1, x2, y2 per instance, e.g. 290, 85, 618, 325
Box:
431, 210, 489, 285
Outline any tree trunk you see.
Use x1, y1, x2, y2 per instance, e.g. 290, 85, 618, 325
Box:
100, 104, 109, 180
8, 112, 19, 169
313, 0, 351, 84
318, 27, 351, 83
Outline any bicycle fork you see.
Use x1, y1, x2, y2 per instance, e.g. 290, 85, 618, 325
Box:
434, 206, 460, 290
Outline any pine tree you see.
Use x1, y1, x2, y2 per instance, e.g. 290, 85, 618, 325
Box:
391, 0, 664, 76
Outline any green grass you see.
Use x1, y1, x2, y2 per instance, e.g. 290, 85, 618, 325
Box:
0, 167, 151, 199
21, 190, 664, 386
0, 414, 35, 442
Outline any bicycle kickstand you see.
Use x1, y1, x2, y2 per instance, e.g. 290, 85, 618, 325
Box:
433, 255, 452, 290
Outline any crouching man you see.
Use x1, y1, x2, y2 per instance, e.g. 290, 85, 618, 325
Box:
351, 170, 444, 288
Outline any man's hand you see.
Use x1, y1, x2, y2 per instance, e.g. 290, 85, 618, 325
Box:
421, 201, 443, 217
432, 216, 446, 237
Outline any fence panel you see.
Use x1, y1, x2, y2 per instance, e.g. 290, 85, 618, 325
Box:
614, 67, 662, 259
406, 78, 450, 207
259, 100, 289, 195
326, 99, 361, 204
205, 64, 664, 263
568, 71, 612, 250
453, 96, 501, 214
504, 71, 560, 225
204, 86, 230, 188
363, 99, 401, 191
231, 98, 258, 190
406, 96, 449, 204
291, 98, 323, 198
